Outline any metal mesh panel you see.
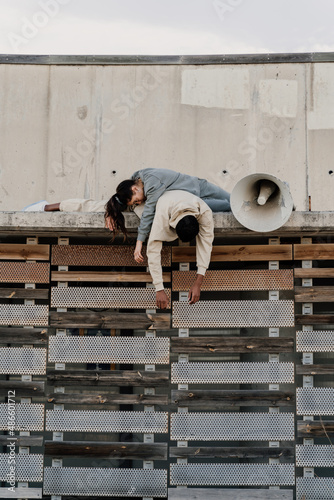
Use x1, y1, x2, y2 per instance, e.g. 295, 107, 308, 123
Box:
172, 269, 294, 291
0, 404, 44, 431
51, 286, 171, 309
170, 464, 295, 486
171, 362, 294, 384
296, 445, 334, 466
296, 330, 334, 352
0, 454, 43, 481
43, 467, 167, 497
296, 388, 334, 415
0, 347, 46, 374
52, 244, 171, 266
296, 478, 334, 500
0, 262, 50, 283
48, 336, 169, 364
0, 305, 49, 326
170, 412, 294, 441
172, 300, 295, 328
46, 410, 168, 433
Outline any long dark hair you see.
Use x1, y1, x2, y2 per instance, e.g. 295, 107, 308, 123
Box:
104, 179, 136, 237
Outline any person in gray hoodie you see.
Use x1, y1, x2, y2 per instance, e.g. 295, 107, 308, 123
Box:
105, 168, 230, 262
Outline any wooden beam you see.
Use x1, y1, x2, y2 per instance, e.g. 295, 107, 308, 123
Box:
298, 419, 334, 437
47, 392, 168, 405
172, 244, 292, 263
296, 314, 334, 325
171, 337, 294, 353
169, 446, 294, 459
294, 268, 334, 278
51, 270, 171, 283
171, 390, 294, 408
49, 311, 170, 329
296, 364, 334, 375
168, 488, 293, 499
47, 370, 169, 387
0, 381, 45, 395
295, 286, 334, 302
294, 243, 334, 260
0, 288, 49, 299
0, 243, 49, 260
45, 441, 167, 459
0, 327, 48, 344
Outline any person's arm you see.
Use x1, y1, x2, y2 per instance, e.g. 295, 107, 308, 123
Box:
190, 210, 214, 304
147, 238, 169, 309
188, 273, 204, 304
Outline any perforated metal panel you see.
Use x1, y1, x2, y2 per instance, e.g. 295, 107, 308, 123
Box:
296, 477, 334, 500
46, 410, 168, 433
51, 286, 171, 309
52, 244, 171, 266
0, 347, 46, 374
0, 404, 44, 431
172, 300, 295, 328
43, 467, 167, 497
296, 330, 334, 352
172, 269, 294, 291
296, 445, 334, 466
171, 362, 294, 384
48, 336, 169, 364
0, 305, 49, 326
297, 388, 334, 415
0, 454, 43, 481
170, 412, 294, 441
170, 464, 295, 486
0, 262, 50, 283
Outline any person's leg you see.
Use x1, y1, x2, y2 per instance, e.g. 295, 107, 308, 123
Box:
199, 179, 231, 212
59, 199, 107, 212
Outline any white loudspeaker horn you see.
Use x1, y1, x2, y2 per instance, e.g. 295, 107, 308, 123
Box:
230, 173, 294, 232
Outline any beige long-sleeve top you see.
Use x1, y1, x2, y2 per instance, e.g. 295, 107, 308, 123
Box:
146, 190, 214, 291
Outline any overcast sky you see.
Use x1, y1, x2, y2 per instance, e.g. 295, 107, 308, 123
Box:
1, 0, 333, 55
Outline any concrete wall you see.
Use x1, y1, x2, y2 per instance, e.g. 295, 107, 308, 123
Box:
1, 56, 334, 211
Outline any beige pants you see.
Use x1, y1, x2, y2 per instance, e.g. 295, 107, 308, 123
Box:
59, 199, 144, 218
59, 199, 107, 212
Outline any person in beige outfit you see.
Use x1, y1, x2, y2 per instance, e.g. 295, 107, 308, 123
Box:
144, 190, 214, 309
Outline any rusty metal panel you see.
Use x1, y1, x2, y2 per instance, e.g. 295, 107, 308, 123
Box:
43, 467, 167, 497
0, 262, 50, 283
172, 269, 294, 291
51, 286, 170, 309
51, 244, 171, 266
0, 305, 49, 326
48, 336, 169, 364
172, 300, 295, 328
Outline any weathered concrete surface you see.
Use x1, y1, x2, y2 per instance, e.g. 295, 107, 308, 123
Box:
0, 211, 333, 237
0, 58, 333, 212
